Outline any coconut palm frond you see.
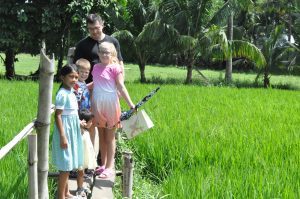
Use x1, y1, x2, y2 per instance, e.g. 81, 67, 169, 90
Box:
176, 35, 197, 52
112, 30, 134, 42
232, 40, 266, 68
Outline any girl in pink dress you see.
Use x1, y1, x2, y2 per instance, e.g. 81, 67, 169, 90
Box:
90, 42, 135, 178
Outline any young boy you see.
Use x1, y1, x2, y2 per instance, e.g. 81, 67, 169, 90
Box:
73, 58, 93, 197
74, 58, 91, 110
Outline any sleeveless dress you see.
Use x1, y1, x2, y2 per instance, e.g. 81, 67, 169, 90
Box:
81, 128, 97, 169
52, 88, 84, 171
91, 63, 122, 129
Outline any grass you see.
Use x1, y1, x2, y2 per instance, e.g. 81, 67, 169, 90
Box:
1, 54, 300, 198
1, 53, 300, 90
123, 85, 300, 198
0, 80, 57, 198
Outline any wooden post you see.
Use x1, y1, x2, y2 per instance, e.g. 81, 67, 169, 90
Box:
122, 151, 134, 198
67, 47, 75, 64
36, 47, 54, 199
28, 133, 38, 199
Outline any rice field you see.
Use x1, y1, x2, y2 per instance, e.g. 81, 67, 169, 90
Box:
127, 85, 300, 198
0, 54, 300, 198
0, 80, 57, 199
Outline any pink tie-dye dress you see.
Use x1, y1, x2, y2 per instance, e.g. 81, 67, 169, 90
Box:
91, 63, 122, 128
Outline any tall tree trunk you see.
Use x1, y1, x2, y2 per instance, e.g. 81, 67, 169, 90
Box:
138, 60, 146, 83
264, 66, 270, 88
56, 36, 65, 80
4, 49, 15, 79
225, 12, 233, 83
185, 64, 193, 84
288, 1, 292, 42
56, 20, 68, 81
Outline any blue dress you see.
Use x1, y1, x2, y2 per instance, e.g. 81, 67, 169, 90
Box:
52, 88, 83, 171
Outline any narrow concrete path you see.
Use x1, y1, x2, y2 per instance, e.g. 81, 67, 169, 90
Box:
68, 128, 115, 199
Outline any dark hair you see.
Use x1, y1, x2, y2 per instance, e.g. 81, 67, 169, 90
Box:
58, 64, 78, 90
59, 64, 78, 77
86, 14, 104, 25
79, 109, 94, 122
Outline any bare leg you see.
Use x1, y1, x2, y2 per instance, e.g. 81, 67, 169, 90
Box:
98, 127, 107, 167
105, 128, 116, 169
65, 183, 74, 198
58, 171, 69, 199
77, 169, 84, 189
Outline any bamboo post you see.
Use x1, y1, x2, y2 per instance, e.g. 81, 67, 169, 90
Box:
67, 47, 75, 64
36, 46, 54, 199
122, 151, 134, 198
28, 133, 38, 199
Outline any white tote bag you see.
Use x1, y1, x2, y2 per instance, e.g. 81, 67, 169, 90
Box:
121, 109, 154, 139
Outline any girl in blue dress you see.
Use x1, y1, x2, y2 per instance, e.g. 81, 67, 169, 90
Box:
52, 64, 84, 199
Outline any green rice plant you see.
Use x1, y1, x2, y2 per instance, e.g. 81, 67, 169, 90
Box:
125, 85, 300, 198
0, 80, 58, 198
1, 77, 300, 198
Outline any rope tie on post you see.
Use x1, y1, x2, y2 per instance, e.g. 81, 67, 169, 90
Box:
34, 121, 50, 128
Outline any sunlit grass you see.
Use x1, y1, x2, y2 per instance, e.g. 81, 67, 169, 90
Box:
0, 80, 58, 198
124, 85, 300, 198
1, 57, 300, 198
0, 54, 299, 89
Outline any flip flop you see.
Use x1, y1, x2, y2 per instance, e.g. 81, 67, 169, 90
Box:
99, 168, 114, 179
95, 165, 105, 175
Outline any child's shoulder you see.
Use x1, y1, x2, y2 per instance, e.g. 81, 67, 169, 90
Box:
56, 88, 73, 98
57, 87, 71, 94
77, 81, 87, 87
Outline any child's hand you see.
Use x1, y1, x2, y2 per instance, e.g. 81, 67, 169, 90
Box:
60, 135, 68, 149
80, 120, 87, 128
129, 104, 137, 113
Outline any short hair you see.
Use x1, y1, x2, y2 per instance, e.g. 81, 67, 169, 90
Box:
75, 58, 91, 70
86, 14, 104, 25
79, 109, 94, 122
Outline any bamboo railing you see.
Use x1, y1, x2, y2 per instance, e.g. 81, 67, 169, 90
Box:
0, 47, 54, 199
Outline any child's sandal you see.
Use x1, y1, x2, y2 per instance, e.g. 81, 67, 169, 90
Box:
95, 165, 105, 175
99, 168, 114, 179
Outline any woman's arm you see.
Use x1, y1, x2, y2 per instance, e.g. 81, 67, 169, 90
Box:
116, 73, 135, 109
55, 109, 68, 149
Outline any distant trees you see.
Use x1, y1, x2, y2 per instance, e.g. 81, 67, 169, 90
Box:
0, 0, 39, 79
0, 0, 118, 79
0, 0, 299, 85
112, 0, 163, 83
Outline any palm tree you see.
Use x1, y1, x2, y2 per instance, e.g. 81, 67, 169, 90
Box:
211, 0, 254, 82
112, 0, 167, 83
258, 26, 298, 87
160, 0, 266, 84
156, 0, 225, 84
204, 25, 266, 77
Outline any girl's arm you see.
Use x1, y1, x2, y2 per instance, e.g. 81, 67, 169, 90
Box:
87, 82, 93, 90
87, 82, 94, 105
116, 73, 135, 109
55, 109, 68, 149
